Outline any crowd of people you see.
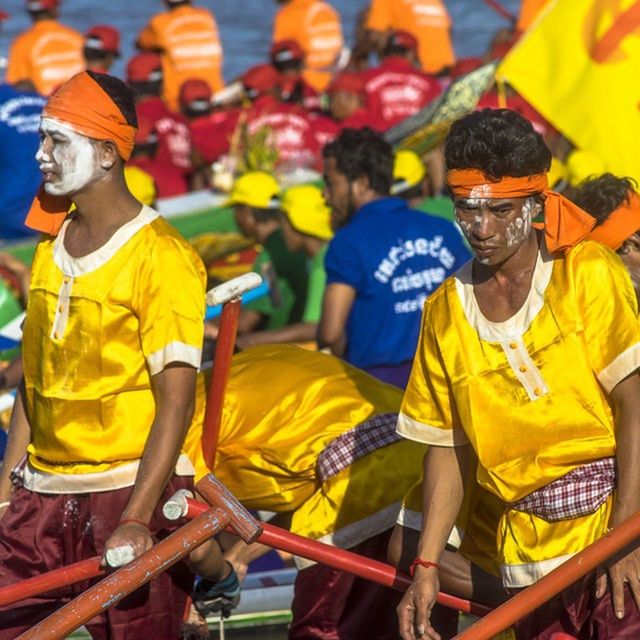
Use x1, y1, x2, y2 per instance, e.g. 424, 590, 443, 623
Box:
0, 1, 639, 640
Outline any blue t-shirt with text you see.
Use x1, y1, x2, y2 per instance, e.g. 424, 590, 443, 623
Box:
0, 84, 46, 240
325, 197, 470, 368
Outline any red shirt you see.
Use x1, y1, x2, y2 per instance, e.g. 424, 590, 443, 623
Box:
362, 56, 441, 128
246, 95, 319, 168
129, 157, 189, 199
136, 96, 193, 171
189, 109, 242, 164
339, 108, 387, 132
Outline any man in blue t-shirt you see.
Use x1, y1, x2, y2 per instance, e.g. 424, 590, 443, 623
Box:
318, 128, 470, 387
0, 81, 46, 240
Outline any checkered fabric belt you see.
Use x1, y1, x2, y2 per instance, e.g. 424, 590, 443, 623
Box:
316, 412, 401, 484
509, 457, 616, 522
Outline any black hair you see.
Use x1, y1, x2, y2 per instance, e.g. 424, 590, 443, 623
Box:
250, 207, 281, 224
382, 42, 410, 58
83, 48, 112, 63
571, 173, 637, 225
396, 183, 423, 201
444, 109, 551, 179
322, 127, 394, 195
87, 70, 138, 128
272, 57, 303, 74
129, 80, 162, 100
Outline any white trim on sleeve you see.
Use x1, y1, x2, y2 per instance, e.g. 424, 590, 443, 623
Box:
147, 341, 202, 376
396, 413, 468, 446
597, 342, 640, 393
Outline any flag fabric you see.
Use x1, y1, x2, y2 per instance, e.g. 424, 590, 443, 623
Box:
498, 0, 640, 182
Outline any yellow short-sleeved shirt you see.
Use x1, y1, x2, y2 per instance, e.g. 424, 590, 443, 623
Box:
182, 344, 426, 554
398, 241, 640, 587
23, 206, 206, 477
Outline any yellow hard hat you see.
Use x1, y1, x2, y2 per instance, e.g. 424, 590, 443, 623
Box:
391, 150, 426, 195
226, 171, 281, 209
281, 184, 333, 241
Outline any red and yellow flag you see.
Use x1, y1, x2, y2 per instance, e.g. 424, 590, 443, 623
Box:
499, 0, 640, 182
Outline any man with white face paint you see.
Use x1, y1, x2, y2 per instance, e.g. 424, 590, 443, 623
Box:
0, 71, 235, 639
396, 109, 640, 640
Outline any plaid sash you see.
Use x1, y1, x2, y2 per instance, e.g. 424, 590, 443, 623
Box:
316, 413, 401, 484
509, 457, 616, 522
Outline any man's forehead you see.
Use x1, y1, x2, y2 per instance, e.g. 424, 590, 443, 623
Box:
39, 117, 82, 137
455, 196, 525, 206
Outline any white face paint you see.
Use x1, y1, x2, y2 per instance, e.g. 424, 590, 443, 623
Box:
36, 118, 102, 196
505, 197, 535, 248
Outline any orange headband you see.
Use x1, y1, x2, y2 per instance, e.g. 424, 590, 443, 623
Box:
25, 71, 137, 236
588, 192, 640, 251
43, 71, 136, 161
446, 169, 596, 254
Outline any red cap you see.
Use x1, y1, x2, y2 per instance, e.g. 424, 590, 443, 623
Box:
127, 52, 162, 83
26, 0, 58, 11
270, 39, 305, 64
0, 10, 9, 20
179, 78, 212, 111
388, 30, 418, 51
242, 64, 280, 97
327, 72, 365, 97
84, 25, 120, 56
134, 115, 158, 145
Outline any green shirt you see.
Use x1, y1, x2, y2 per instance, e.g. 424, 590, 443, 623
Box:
246, 228, 309, 330
302, 244, 327, 324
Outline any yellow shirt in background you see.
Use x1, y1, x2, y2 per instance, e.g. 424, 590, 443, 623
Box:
183, 344, 426, 553
398, 241, 640, 587
24, 206, 206, 477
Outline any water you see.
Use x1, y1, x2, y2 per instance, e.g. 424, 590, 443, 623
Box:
0, 0, 521, 83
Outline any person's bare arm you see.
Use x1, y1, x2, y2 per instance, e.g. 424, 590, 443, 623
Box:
596, 372, 640, 617
317, 283, 356, 357
0, 385, 30, 518
0, 356, 24, 392
103, 363, 197, 562
398, 445, 471, 640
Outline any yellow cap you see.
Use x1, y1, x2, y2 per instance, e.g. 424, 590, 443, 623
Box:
281, 184, 333, 241
226, 171, 281, 209
391, 150, 426, 195
547, 156, 567, 189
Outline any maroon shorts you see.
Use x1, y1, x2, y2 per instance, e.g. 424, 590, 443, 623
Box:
289, 529, 459, 640
0, 475, 194, 640
514, 572, 640, 640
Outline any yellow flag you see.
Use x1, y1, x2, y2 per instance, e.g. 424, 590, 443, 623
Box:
499, 0, 640, 182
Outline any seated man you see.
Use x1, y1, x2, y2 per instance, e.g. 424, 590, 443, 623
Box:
319, 128, 470, 387
222, 171, 309, 335
397, 109, 640, 640
234, 184, 332, 349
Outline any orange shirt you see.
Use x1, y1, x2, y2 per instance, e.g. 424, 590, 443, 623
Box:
517, 0, 552, 31
137, 5, 223, 111
273, 0, 344, 92
6, 20, 84, 96
366, 0, 455, 75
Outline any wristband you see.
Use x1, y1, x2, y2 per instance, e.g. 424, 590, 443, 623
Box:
409, 557, 440, 578
119, 518, 151, 530
0, 501, 10, 510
